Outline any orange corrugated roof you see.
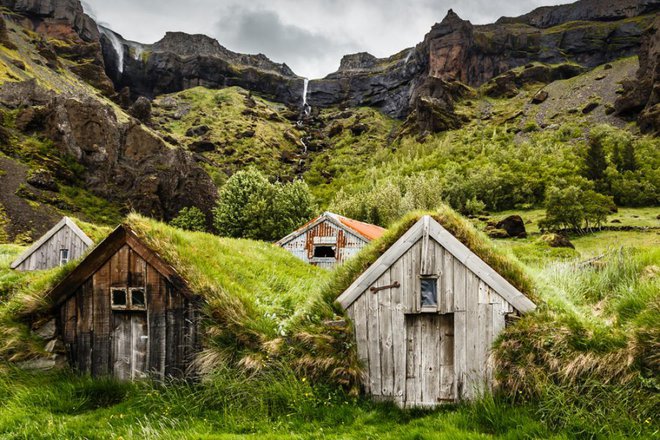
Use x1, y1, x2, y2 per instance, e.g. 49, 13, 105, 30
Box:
332, 213, 386, 241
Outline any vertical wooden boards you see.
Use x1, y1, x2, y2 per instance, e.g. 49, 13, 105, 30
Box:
147, 264, 166, 378
390, 255, 406, 405
92, 261, 111, 376
131, 313, 148, 380
378, 267, 394, 397
366, 272, 381, 396
439, 314, 455, 401
441, 248, 454, 314
351, 296, 370, 394
404, 314, 419, 407
464, 271, 479, 400
112, 312, 131, 381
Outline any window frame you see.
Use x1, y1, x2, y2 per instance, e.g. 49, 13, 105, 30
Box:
59, 248, 70, 266
111, 287, 128, 310
312, 244, 337, 259
420, 275, 439, 312
129, 287, 147, 310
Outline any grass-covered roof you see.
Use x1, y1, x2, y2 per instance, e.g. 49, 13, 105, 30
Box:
322, 206, 537, 308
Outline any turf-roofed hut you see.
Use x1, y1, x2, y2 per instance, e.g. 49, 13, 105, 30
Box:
23, 215, 330, 381
277, 212, 385, 268
11, 217, 93, 272
46, 223, 201, 380
336, 212, 536, 408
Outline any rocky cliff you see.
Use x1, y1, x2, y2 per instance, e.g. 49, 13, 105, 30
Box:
307, 5, 657, 119
100, 29, 302, 105
616, 14, 660, 133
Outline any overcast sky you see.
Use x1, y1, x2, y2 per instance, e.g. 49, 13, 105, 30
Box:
82, 0, 568, 79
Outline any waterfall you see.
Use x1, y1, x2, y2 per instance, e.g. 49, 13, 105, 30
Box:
302, 78, 311, 116
99, 26, 125, 73
404, 49, 414, 64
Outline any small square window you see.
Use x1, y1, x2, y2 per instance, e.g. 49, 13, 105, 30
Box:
59, 249, 69, 266
421, 277, 437, 308
313, 246, 336, 258
111, 288, 127, 308
130, 288, 146, 308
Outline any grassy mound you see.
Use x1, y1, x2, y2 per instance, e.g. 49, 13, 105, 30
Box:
494, 247, 660, 437
322, 206, 536, 308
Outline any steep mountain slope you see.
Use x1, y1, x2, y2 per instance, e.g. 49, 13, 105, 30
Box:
0, 9, 217, 240
0, 0, 658, 242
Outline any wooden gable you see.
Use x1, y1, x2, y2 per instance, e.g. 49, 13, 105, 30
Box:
11, 217, 93, 271
48, 225, 200, 380
337, 216, 536, 407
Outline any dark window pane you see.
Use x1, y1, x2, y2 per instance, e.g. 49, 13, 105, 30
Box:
314, 246, 336, 258
421, 278, 437, 307
112, 289, 127, 307
131, 288, 146, 308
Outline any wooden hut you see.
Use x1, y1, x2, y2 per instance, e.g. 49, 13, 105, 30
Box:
277, 212, 385, 268
11, 217, 93, 271
337, 215, 536, 407
46, 225, 201, 380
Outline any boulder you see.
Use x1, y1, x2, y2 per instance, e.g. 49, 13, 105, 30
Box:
27, 168, 58, 192
532, 90, 549, 104
541, 233, 575, 249
487, 228, 510, 239
34, 319, 57, 340
185, 125, 211, 138
129, 96, 152, 122
495, 215, 527, 238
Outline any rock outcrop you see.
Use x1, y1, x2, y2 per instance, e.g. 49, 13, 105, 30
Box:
615, 14, 660, 134
0, 0, 98, 41
497, 0, 659, 28
100, 29, 301, 104
10, 85, 217, 221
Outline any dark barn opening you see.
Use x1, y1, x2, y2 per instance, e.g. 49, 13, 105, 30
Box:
313, 245, 336, 258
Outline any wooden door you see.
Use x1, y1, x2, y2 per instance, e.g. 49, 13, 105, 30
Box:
405, 314, 454, 407
112, 312, 148, 380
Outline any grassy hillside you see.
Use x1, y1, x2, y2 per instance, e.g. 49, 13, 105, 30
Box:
0, 211, 657, 438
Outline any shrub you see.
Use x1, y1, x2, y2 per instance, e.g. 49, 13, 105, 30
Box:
170, 207, 207, 232
213, 169, 314, 241
540, 185, 613, 231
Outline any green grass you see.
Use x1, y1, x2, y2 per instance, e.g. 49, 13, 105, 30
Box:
0, 367, 577, 439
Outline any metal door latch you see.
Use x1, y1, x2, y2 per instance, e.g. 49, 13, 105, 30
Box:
370, 281, 401, 293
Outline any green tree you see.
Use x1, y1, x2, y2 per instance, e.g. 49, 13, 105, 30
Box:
213, 169, 314, 241
170, 206, 207, 232
584, 135, 608, 192
621, 142, 638, 172
540, 185, 614, 231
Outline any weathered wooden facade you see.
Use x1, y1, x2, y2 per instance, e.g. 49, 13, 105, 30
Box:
277, 212, 385, 269
11, 217, 93, 271
47, 226, 201, 380
337, 216, 536, 407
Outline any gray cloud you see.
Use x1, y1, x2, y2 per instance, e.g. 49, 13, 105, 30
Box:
214, 7, 355, 77
82, 0, 568, 78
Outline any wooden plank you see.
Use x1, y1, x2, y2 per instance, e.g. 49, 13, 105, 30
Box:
464, 272, 479, 400
440, 314, 455, 401
147, 264, 166, 377
453, 310, 466, 400
366, 276, 382, 396
441, 250, 454, 314
131, 313, 148, 380
390, 257, 406, 405
112, 313, 131, 381
92, 261, 111, 376
453, 260, 467, 312
404, 315, 417, 407
420, 216, 431, 275
378, 268, 394, 397
351, 296, 370, 394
